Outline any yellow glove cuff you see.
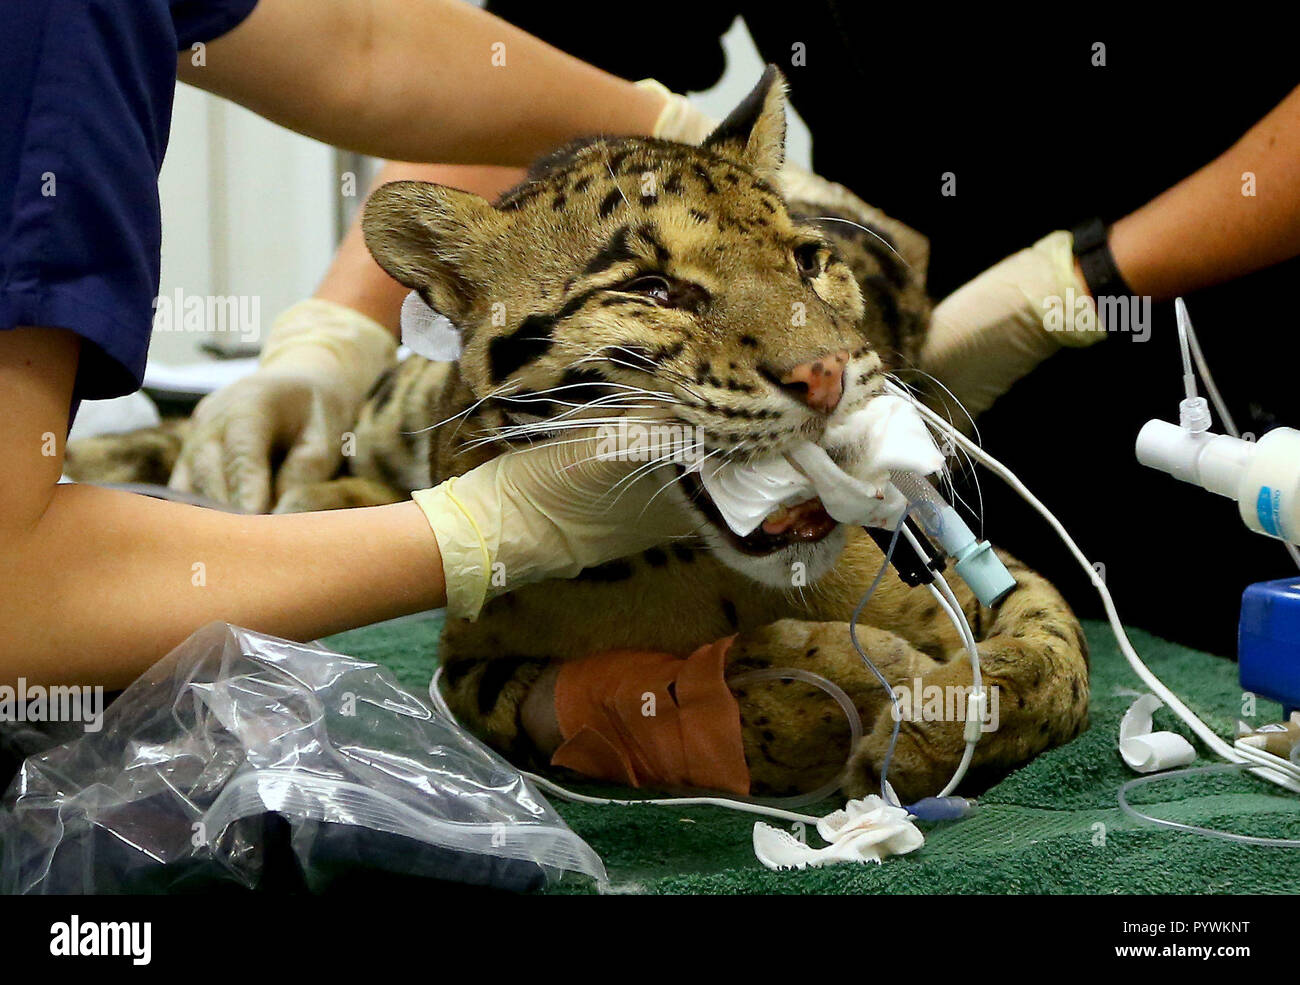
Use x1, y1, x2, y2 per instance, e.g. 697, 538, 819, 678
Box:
412, 479, 494, 621
259, 299, 398, 394
1032, 231, 1104, 349
412, 434, 696, 621
634, 78, 718, 145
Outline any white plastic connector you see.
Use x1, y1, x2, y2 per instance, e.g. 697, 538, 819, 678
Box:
1178, 396, 1212, 433
963, 692, 987, 744
1137, 420, 1300, 544
1136, 419, 1254, 499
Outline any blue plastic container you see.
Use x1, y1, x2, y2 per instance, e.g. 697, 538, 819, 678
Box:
1239, 578, 1300, 716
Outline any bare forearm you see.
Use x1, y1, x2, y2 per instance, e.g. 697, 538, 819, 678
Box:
181, 0, 665, 165
1, 487, 443, 689
2, 322, 442, 693
315, 161, 524, 328
1110, 85, 1300, 300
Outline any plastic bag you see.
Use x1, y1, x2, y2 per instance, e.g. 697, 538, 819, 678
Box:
0, 622, 606, 894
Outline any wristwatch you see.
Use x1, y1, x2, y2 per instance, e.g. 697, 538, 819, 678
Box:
1070, 217, 1136, 308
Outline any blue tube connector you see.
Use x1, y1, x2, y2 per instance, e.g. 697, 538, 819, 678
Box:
953, 539, 1018, 608
907, 797, 976, 822
891, 471, 1018, 607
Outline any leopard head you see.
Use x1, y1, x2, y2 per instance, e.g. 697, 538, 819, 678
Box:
364, 67, 930, 588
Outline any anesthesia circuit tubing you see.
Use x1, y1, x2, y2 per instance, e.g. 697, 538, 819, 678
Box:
848, 516, 983, 805
883, 379, 1300, 796
908, 524, 984, 799
848, 516, 908, 804
1119, 763, 1300, 848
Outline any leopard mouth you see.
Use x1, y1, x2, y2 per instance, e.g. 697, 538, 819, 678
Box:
679, 469, 838, 557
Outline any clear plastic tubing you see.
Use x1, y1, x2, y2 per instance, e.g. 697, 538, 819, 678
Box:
727, 667, 863, 808
1118, 763, 1300, 848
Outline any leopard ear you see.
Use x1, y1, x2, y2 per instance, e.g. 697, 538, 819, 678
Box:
362, 180, 508, 324
702, 65, 787, 181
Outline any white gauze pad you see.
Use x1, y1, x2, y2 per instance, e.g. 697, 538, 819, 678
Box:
696, 395, 945, 536
400, 291, 463, 362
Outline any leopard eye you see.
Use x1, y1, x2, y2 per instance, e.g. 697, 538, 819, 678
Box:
613, 274, 710, 314
621, 275, 674, 305
793, 241, 826, 278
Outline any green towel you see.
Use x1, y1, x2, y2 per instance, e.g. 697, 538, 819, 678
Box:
326, 615, 1300, 894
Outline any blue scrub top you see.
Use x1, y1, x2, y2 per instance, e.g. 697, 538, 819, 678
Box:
1, 0, 260, 399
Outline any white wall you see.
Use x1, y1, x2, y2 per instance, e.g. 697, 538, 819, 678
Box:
153, 84, 338, 366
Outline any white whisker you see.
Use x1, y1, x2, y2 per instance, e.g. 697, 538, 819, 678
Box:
402, 377, 522, 437
804, 215, 912, 272
603, 154, 632, 209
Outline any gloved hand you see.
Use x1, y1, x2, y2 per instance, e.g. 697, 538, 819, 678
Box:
413, 430, 699, 620
920, 231, 1106, 421
170, 299, 397, 513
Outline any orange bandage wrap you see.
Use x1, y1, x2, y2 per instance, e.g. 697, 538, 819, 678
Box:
550, 637, 751, 796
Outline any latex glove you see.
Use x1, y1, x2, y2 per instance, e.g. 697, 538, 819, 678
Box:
635, 78, 719, 145
170, 299, 397, 513
920, 231, 1105, 421
413, 430, 698, 620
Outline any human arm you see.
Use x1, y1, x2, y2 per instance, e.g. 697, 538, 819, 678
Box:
920, 85, 1300, 420
176, 0, 667, 165
3, 327, 443, 689
4, 327, 694, 689
315, 162, 525, 328
1107, 85, 1300, 300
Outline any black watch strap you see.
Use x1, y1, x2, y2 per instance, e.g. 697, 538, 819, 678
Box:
1070, 218, 1136, 315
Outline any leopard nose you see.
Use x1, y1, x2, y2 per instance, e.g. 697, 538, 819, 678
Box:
780, 350, 850, 413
